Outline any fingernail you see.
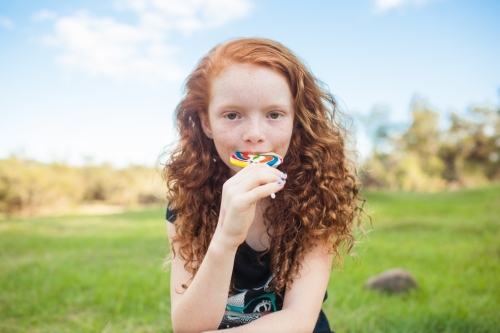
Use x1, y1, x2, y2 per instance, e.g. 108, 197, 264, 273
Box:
281, 178, 285, 181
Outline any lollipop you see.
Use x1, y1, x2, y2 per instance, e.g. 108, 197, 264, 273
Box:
230, 152, 283, 199
230, 152, 283, 168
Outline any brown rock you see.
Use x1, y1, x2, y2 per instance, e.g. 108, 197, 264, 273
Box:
365, 268, 418, 294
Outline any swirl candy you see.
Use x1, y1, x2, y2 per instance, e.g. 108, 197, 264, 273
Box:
230, 152, 283, 168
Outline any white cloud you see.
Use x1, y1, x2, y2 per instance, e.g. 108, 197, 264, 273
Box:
39, 0, 253, 82
42, 11, 183, 82
32, 9, 58, 22
375, 0, 441, 12
0, 16, 14, 29
115, 0, 252, 32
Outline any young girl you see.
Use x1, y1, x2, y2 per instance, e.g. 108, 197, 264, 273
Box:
163, 38, 363, 333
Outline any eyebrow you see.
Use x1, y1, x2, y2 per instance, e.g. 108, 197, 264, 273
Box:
215, 103, 293, 110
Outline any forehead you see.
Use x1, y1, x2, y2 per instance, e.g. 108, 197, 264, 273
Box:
209, 63, 292, 107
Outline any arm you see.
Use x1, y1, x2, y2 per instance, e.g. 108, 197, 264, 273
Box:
203, 241, 333, 333
168, 223, 237, 332
168, 164, 287, 333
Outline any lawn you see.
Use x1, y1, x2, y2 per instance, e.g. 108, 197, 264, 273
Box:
1, 185, 499, 332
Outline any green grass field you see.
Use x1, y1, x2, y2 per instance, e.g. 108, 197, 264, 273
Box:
1, 185, 499, 332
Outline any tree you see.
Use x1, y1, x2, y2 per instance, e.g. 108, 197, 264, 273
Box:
360, 95, 500, 190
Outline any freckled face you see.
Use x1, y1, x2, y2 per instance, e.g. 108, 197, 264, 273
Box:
201, 63, 294, 175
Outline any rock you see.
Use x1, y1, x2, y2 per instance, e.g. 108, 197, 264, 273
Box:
365, 268, 418, 294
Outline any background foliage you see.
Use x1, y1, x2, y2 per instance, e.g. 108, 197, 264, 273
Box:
2, 97, 499, 216
0, 158, 164, 216
360, 98, 500, 191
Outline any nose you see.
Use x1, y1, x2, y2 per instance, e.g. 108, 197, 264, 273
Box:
242, 117, 265, 144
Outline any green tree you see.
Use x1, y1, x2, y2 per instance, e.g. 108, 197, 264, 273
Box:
361, 95, 500, 190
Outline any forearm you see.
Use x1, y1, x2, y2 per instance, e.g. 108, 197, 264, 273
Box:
171, 232, 238, 332
203, 307, 318, 333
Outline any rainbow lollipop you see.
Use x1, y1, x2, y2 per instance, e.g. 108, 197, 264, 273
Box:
230, 152, 283, 168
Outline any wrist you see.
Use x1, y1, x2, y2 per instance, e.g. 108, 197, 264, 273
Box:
210, 229, 241, 254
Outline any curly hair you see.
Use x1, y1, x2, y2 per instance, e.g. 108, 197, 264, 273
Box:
163, 37, 364, 296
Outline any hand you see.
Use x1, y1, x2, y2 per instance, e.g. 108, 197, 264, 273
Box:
214, 163, 287, 249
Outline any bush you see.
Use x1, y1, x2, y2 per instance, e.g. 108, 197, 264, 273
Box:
0, 158, 164, 216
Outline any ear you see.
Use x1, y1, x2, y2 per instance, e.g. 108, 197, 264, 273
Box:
198, 111, 212, 138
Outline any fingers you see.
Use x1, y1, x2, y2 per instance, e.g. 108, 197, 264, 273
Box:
228, 163, 286, 185
225, 164, 285, 192
223, 163, 287, 206
244, 180, 286, 203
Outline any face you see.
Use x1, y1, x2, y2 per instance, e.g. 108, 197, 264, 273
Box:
201, 63, 294, 175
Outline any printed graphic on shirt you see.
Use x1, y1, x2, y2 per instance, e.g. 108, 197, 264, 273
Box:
218, 275, 278, 329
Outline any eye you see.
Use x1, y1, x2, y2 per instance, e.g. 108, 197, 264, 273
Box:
225, 113, 239, 120
269, 112, 281, 119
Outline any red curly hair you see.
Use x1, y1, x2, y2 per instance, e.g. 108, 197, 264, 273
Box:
163, 37, 364, 296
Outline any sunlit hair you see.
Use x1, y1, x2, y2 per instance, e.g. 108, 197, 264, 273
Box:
163, 37, 365, 295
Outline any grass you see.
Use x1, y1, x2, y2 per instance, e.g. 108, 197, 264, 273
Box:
0, 210, 171, 333
1, 185, 499, 332
329, 185, 500, 333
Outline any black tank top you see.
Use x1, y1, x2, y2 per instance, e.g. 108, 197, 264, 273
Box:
166, 205, 333, 332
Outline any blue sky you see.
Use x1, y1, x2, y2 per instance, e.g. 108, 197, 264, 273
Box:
1, 0, 499, 167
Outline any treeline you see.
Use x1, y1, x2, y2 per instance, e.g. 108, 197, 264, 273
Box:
2, 98, 498, 216
0, 158, 165, 216
360, 98, 500, 191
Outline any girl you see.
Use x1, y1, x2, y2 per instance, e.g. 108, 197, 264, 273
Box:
163, 38, 363, 333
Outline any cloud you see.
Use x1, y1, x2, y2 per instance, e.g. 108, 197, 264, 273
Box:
32, 9, 58, 22
40, 0, 253, 82
374, 0, 441, 12
42, 11, 184, 82
0, 16, 14, 29
115, 0, 252, 33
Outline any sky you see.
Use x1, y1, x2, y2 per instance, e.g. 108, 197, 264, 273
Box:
1, 0, 499, 167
